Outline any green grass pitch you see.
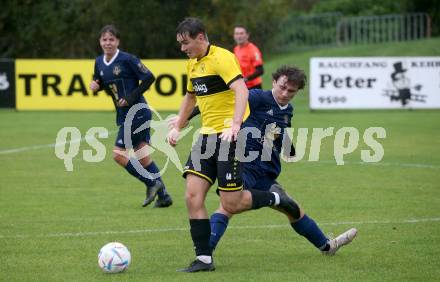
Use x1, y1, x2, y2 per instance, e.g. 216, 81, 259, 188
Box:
1, 38, 440, 281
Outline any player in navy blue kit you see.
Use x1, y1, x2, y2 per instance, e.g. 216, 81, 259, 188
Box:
209, 65, 358, 255
89, 25, 172, 208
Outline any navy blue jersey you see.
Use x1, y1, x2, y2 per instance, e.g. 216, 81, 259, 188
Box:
242, 89, 293, 178
93, 50, 153, 125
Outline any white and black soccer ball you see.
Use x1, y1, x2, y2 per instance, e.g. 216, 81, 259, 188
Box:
98, 242, 131, 273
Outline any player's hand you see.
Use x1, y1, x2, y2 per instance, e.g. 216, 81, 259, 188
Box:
283, 155, 296, 162
167, 115, 189, 130
220, 122, 241, 142
89, 80, 100, 92
167, 127, 180, 146
284, 143, 296, 162
116, 98, 128, 107
167, 116, 179, 129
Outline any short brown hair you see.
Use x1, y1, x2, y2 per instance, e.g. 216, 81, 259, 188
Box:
176, 17, 207, 39
272, 65, 307, 90
100, 25, 120, 39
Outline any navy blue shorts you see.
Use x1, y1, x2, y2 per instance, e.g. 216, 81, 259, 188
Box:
114, 123, 151, 148
242, 164, 278, 191
114, 112, 151, 149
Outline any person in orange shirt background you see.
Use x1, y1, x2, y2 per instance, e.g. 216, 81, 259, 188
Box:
233, 25, 264, 89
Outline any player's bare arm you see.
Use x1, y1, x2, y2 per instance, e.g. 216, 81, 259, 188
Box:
167, 92, 196, 145
220, 78, 249, 142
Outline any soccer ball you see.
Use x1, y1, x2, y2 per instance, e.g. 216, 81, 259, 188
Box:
98, 242, 131, 273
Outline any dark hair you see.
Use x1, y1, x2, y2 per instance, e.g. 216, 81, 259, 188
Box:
176, 17, 206, 39
272, 65, 307, 90
100, 25, 120, 39
234, 25, 248, 33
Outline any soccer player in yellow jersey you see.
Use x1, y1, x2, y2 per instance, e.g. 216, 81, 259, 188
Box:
167, 17, 299, 273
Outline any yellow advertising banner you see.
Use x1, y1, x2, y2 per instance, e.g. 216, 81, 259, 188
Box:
15, 59, 187, 111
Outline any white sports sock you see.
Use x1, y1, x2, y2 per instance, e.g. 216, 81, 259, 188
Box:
197, 255, 212, 264
272, 192, 280, 206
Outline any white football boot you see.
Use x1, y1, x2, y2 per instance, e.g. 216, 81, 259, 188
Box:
322, 228, 358, 256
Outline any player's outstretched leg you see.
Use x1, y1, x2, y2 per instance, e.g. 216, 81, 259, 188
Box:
290, 213, 329, 250
268, 185, 331, 250
270, 184, 358, 255
321, 228, 358, 256
269, 184, 301, 219
291, 213, 357, 255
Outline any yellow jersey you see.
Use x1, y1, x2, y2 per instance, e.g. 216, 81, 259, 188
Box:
186, 45, 250, 134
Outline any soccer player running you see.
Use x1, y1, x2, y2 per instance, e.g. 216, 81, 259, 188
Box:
89, 25, 172, 208
233, 25, 264, 90
209, 65, 357, 255
167, 17, 298, 273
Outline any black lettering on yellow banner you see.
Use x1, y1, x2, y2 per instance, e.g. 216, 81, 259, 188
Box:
155, 74, 177, 96
19, 74, 37, 96
16, 59, 187, 110
67, 74, 88, 96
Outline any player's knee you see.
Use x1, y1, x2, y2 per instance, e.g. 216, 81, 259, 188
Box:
290, 199, 303, 220
138, 156, 151, 167
184, 189, 202, 208
287, 197, 302, 220
135, 144, 151, 167
112, 150, 127, 166
184, 189, 196, 203
290, 204, 304, 222
220, 193, 246, 214
271, 184, 302, 220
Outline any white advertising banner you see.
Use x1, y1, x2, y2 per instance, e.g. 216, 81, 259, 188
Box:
310, 57, 440, 109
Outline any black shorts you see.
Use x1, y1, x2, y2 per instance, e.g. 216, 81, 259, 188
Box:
182, 134, 243, 192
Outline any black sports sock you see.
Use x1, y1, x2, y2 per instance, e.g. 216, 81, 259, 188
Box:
189, 219, 212, 256
248, 188, 276, 209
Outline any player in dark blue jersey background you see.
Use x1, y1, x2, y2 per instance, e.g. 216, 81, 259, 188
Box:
90, 25, 172, 208
209, 65, 357, 255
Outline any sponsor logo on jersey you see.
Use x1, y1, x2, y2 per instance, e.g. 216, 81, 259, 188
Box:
266, 123, 281, 141
193, 82, 208, 93
113, 65, 121, 76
